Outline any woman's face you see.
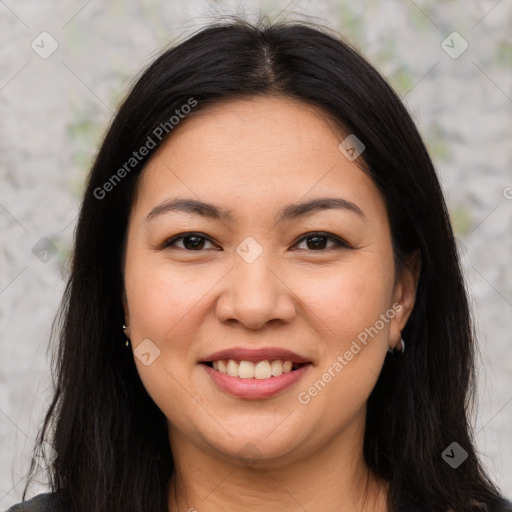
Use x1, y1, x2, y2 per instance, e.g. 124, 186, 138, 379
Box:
122, 96, 417, 467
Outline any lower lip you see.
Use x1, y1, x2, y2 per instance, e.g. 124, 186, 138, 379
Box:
201, 363, 312, 399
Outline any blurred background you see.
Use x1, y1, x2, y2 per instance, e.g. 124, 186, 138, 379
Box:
1, 0, 511, 507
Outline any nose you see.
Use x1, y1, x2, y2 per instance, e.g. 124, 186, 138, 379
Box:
215, 254, 297, 330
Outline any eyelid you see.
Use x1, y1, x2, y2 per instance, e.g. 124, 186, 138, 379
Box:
160, 231, 352, 251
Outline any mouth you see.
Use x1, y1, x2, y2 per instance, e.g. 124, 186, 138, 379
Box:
200, 358, 313, 400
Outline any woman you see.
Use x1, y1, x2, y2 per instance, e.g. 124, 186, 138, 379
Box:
6, 17, 511, 512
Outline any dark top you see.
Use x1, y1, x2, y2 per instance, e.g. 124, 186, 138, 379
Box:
4, 491, 512, 511
4, 493, 61, 512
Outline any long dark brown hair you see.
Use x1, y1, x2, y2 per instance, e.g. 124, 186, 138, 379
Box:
21, 16, 508, 512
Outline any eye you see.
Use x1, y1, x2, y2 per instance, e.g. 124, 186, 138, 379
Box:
292, 232, 351, 251
162, 232, 218, 251
161, 231, 351, 252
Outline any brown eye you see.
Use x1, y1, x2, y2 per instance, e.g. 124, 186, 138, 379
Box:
163, 233, 217, 251
293, 232, 351, 251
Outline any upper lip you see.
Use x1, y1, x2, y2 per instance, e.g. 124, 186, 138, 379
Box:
201, 347, 311, 364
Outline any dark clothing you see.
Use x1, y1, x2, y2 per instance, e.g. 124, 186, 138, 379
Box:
4, 493, 62, 512
4, 491, 512, 511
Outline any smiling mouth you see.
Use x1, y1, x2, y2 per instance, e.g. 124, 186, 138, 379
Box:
202, 359, 307, 379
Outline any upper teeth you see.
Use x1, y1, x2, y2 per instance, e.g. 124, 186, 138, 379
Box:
212, 359, 294, 379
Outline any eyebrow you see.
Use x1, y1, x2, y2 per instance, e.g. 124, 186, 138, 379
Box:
145, 196, 366, 224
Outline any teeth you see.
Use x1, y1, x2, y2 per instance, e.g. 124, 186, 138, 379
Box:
255, 360, 272, 379
227, 359, 239, 377
271, 360, 283, 377
218, 360, 228, 373
238, 361, 255, 379
211, 359, 297, 378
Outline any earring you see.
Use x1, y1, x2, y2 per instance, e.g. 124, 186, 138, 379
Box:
388, 335, 405, 355
122, 324, 130, 347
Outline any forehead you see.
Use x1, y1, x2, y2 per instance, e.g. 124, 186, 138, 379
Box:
132, 96, 387, 224
151, 95, 345, 165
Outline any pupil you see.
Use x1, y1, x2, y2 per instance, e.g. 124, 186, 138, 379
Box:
307, 235, 326, 250
184, 236, 204, 250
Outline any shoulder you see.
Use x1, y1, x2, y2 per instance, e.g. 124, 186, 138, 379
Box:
3, 492, 64, 512
492, 497, 512, 512
406, 497, 512, 512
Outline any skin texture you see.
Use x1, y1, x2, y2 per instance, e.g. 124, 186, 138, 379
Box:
122, 96, 421, 512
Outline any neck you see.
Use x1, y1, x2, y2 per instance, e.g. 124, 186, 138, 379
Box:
166, 409, 389, 512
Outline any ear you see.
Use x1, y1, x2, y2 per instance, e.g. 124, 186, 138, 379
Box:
389, 249, 421, 349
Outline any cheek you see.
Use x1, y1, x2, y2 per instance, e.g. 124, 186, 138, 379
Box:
297, 258, 393, 341
125, 253, 215, 342
294, 266, 392, 431
124, 253, 213, 420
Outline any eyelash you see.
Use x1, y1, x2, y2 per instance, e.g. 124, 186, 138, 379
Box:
161, 231, 352, 252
